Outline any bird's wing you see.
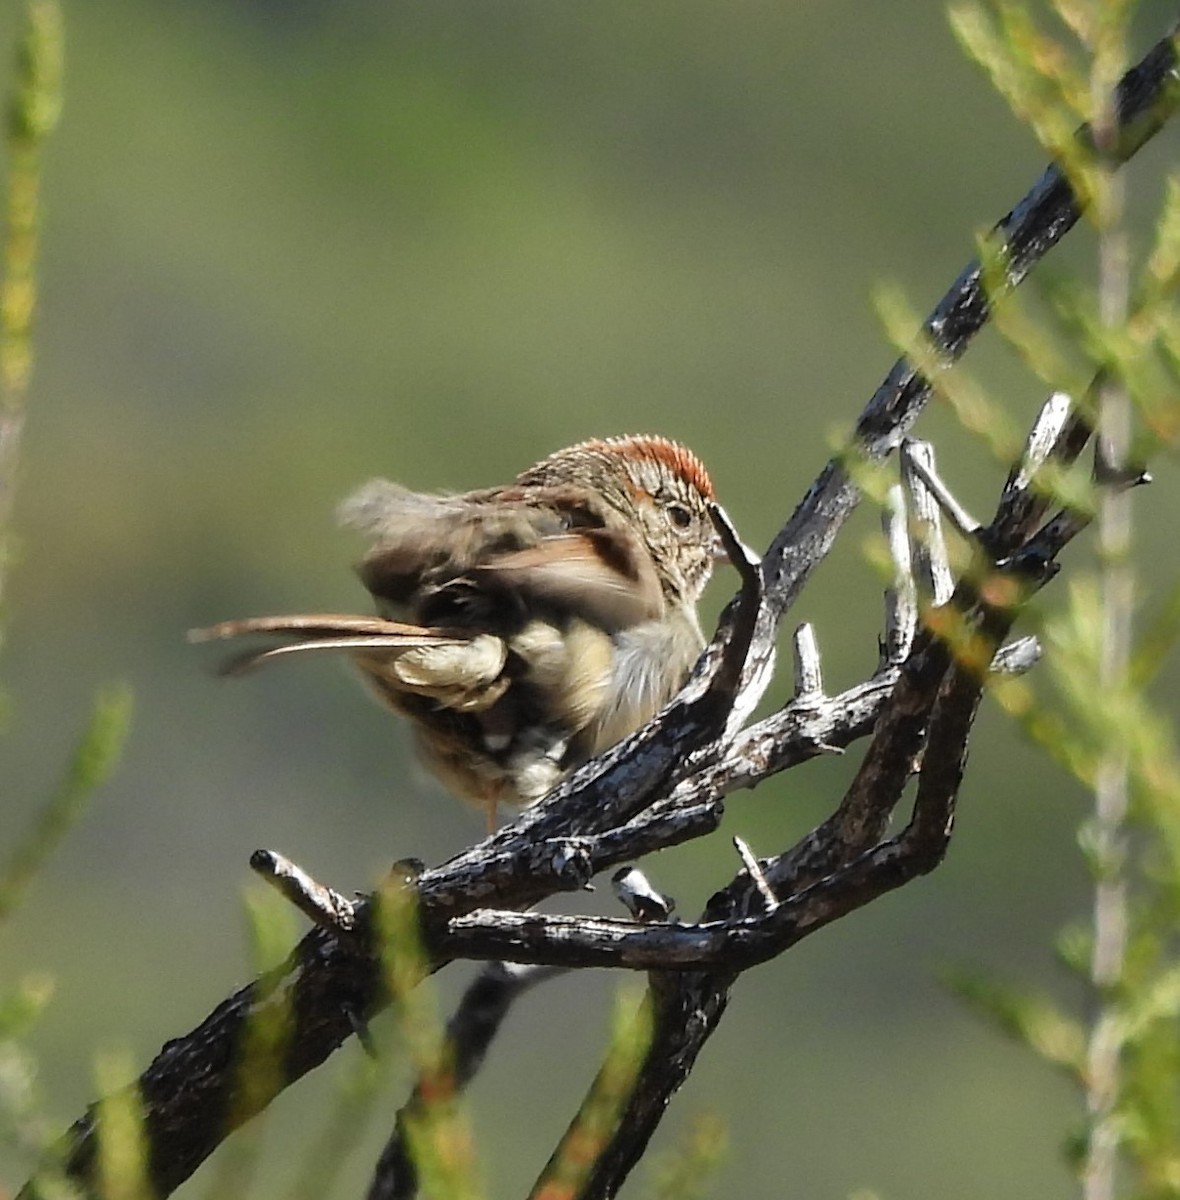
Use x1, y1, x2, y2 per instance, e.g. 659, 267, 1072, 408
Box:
346, 481, 571, 610
347, 479, 664, 630
478, 525, 664, 631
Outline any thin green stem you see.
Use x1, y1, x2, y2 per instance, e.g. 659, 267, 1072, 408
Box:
0, 0, 62, 619
1082, 8, 1133, 1200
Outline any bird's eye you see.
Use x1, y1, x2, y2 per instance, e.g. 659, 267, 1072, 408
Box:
667, 503, 694, 530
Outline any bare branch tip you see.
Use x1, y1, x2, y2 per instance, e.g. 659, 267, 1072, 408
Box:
809, 739, 846, 756
1023, 390, 1074, 463
898, 442, 957, 607
611, 866, 676, 922
704, 501, 766, 700
881, 485, 919, 664
732, 836, 778, 910
708, 500, 761, 584
250, 847, 358, 932
990, 635, 1042, 676
995, 391, 1082, 535
1091, 412, 1153, 492
791, 623, 824, 700
900, 438, 981, 538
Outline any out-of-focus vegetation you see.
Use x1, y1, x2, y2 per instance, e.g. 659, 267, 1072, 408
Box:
883, 6, 1180, 1197
1, 1, 1179, 1197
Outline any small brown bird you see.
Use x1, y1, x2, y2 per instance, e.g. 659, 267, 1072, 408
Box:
193, 435, 721, 825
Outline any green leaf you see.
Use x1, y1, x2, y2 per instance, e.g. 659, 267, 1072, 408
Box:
941, 966, 1086, 1076
0, 683, 133, 921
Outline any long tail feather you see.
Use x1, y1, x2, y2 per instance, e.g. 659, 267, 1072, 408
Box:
217, 634, 470, 677
189, 613, 468, 677
188, 613, 451, 642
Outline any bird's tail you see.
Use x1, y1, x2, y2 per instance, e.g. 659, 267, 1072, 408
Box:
188, 613, 468, 672
189, 613, 509, 710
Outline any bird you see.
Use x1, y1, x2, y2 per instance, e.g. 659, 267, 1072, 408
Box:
192, 435, 723, 826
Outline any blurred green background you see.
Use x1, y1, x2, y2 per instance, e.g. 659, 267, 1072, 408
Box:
1, 1, 1179, 1196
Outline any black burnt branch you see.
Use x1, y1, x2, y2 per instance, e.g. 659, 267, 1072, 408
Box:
21, 21, 1180, 1200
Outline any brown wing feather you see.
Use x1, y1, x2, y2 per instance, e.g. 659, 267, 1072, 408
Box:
479, 527, 663, 631
346, 480, 621, 616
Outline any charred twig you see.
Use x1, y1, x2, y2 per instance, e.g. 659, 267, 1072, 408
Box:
367, 961, 560, 1200
250, 849, 358, 933
611, 867, 677, 923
